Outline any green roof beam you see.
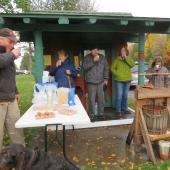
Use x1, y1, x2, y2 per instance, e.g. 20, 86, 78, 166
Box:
23, 18, 37, 24
0, 17, 13, 24
58, 17, 69, 24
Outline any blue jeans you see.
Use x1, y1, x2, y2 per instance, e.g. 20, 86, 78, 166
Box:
115, 81, 131, 112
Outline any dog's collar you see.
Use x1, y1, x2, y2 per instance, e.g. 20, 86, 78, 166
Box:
25, 149, 36, 170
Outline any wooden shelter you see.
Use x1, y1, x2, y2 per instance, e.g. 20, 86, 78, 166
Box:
1, 11, 170, 164
1, 11, 170, 109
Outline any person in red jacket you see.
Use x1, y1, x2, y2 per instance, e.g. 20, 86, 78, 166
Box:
0, 28, 25, 151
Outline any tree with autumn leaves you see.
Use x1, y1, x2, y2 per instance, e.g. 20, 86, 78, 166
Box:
129, 33, 170, 70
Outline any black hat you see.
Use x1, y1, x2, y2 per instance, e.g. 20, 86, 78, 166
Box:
89, 45, 99, 51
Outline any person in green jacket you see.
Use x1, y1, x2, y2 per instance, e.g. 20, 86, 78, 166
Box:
110, 46, 135, 116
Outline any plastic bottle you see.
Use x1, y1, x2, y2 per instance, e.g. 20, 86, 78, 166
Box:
94, 102, 98, 115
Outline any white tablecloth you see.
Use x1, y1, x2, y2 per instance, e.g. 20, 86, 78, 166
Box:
15, 95, 90, 128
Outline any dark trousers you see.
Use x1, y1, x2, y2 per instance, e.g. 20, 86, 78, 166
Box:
87, 83, 104, 117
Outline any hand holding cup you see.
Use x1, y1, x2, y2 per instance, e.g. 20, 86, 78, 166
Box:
121, 51, 126, 59
94, 55, 99, 62
56, 60, 61, 67
155, 65, 160, 71
11, 48, 21, 59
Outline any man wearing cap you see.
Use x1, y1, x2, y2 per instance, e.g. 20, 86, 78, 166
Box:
0, 28, 25, 151
83, 46, 109, 121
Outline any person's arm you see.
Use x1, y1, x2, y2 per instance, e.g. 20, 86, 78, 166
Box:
49, 64, 58, 76
145, 66, 155, 79
15, 86, 20, 102
110, 58, 119, 76
164, 68, 169, 85
125, 57, 135, 68
70, 65, 77, 78
0, 52, 15, 68
104, 58, 109, 82
82, 55, 95, 72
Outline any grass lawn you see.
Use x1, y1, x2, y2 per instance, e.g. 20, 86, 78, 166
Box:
3, 75, 170, 170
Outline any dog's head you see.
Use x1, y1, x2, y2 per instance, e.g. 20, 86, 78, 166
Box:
0, 144, 26, 170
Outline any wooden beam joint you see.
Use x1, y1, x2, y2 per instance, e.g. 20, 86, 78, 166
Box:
58, 17, 69, 24
23, 18, 37, 24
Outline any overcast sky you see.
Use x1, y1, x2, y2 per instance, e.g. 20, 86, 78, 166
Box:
96, 0, 170, 18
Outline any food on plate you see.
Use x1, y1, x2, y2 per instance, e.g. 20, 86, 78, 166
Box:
58, 107, 77, 116
52, 104, 63, 111
35, 111, 55, 119
33, 105, 50, 111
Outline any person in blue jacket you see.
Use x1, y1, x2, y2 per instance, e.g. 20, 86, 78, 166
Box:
49, 49, 77, 88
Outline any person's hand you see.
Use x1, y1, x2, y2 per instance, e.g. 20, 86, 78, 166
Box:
121, 51, 126, 60
154, 65, 159, 71
15, 94, 20, 102
11, 48, 21, 59
56, 60, 61, 67
104, 80, 108, 85
66, 70, 71, 75
93, 55, 99, 62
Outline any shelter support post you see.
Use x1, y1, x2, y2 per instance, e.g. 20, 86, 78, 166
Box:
32, 29, 44, 83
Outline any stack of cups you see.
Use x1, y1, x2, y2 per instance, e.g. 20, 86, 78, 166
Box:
159, 140, 170, 160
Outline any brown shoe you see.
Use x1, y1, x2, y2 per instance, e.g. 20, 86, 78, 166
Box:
116, 111, 122, 116
122, 110, 131, 114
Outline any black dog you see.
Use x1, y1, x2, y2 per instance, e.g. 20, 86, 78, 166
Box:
0, 144, 77, 170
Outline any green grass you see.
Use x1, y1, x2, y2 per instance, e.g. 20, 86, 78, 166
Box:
128, 98, 135, 110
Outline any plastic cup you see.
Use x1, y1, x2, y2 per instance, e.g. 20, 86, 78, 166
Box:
159, 140, 170, 160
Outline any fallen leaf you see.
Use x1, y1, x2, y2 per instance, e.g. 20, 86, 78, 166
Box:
101, 162, 106, 165
111, 154, 116, 157
121, 159, 126, 163
112, 162, 117, 165
129, 162, 135, 169
127, 148, 132, 152
138, 156, 143, 160
157, 165, 161, 169
72, 157, 79, 163
85, 158, 89, 162
48, 129, 52, 132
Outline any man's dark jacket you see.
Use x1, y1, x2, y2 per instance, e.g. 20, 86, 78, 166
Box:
0, 45, 18, 102
83, 53, 109, 84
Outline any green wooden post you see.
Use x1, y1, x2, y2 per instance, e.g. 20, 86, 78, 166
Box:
111, 43, 116, 108
138, 32, 145, 85
32, 30, 44, 83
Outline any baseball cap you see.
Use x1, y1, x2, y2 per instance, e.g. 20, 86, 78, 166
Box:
0, 28, 19, 42
89, 45, 99, 51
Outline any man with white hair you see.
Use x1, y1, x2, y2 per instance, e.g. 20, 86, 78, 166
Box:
0, 28, 25, 151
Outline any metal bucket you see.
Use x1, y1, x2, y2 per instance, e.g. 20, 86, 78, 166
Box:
142, 105, 169, 135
